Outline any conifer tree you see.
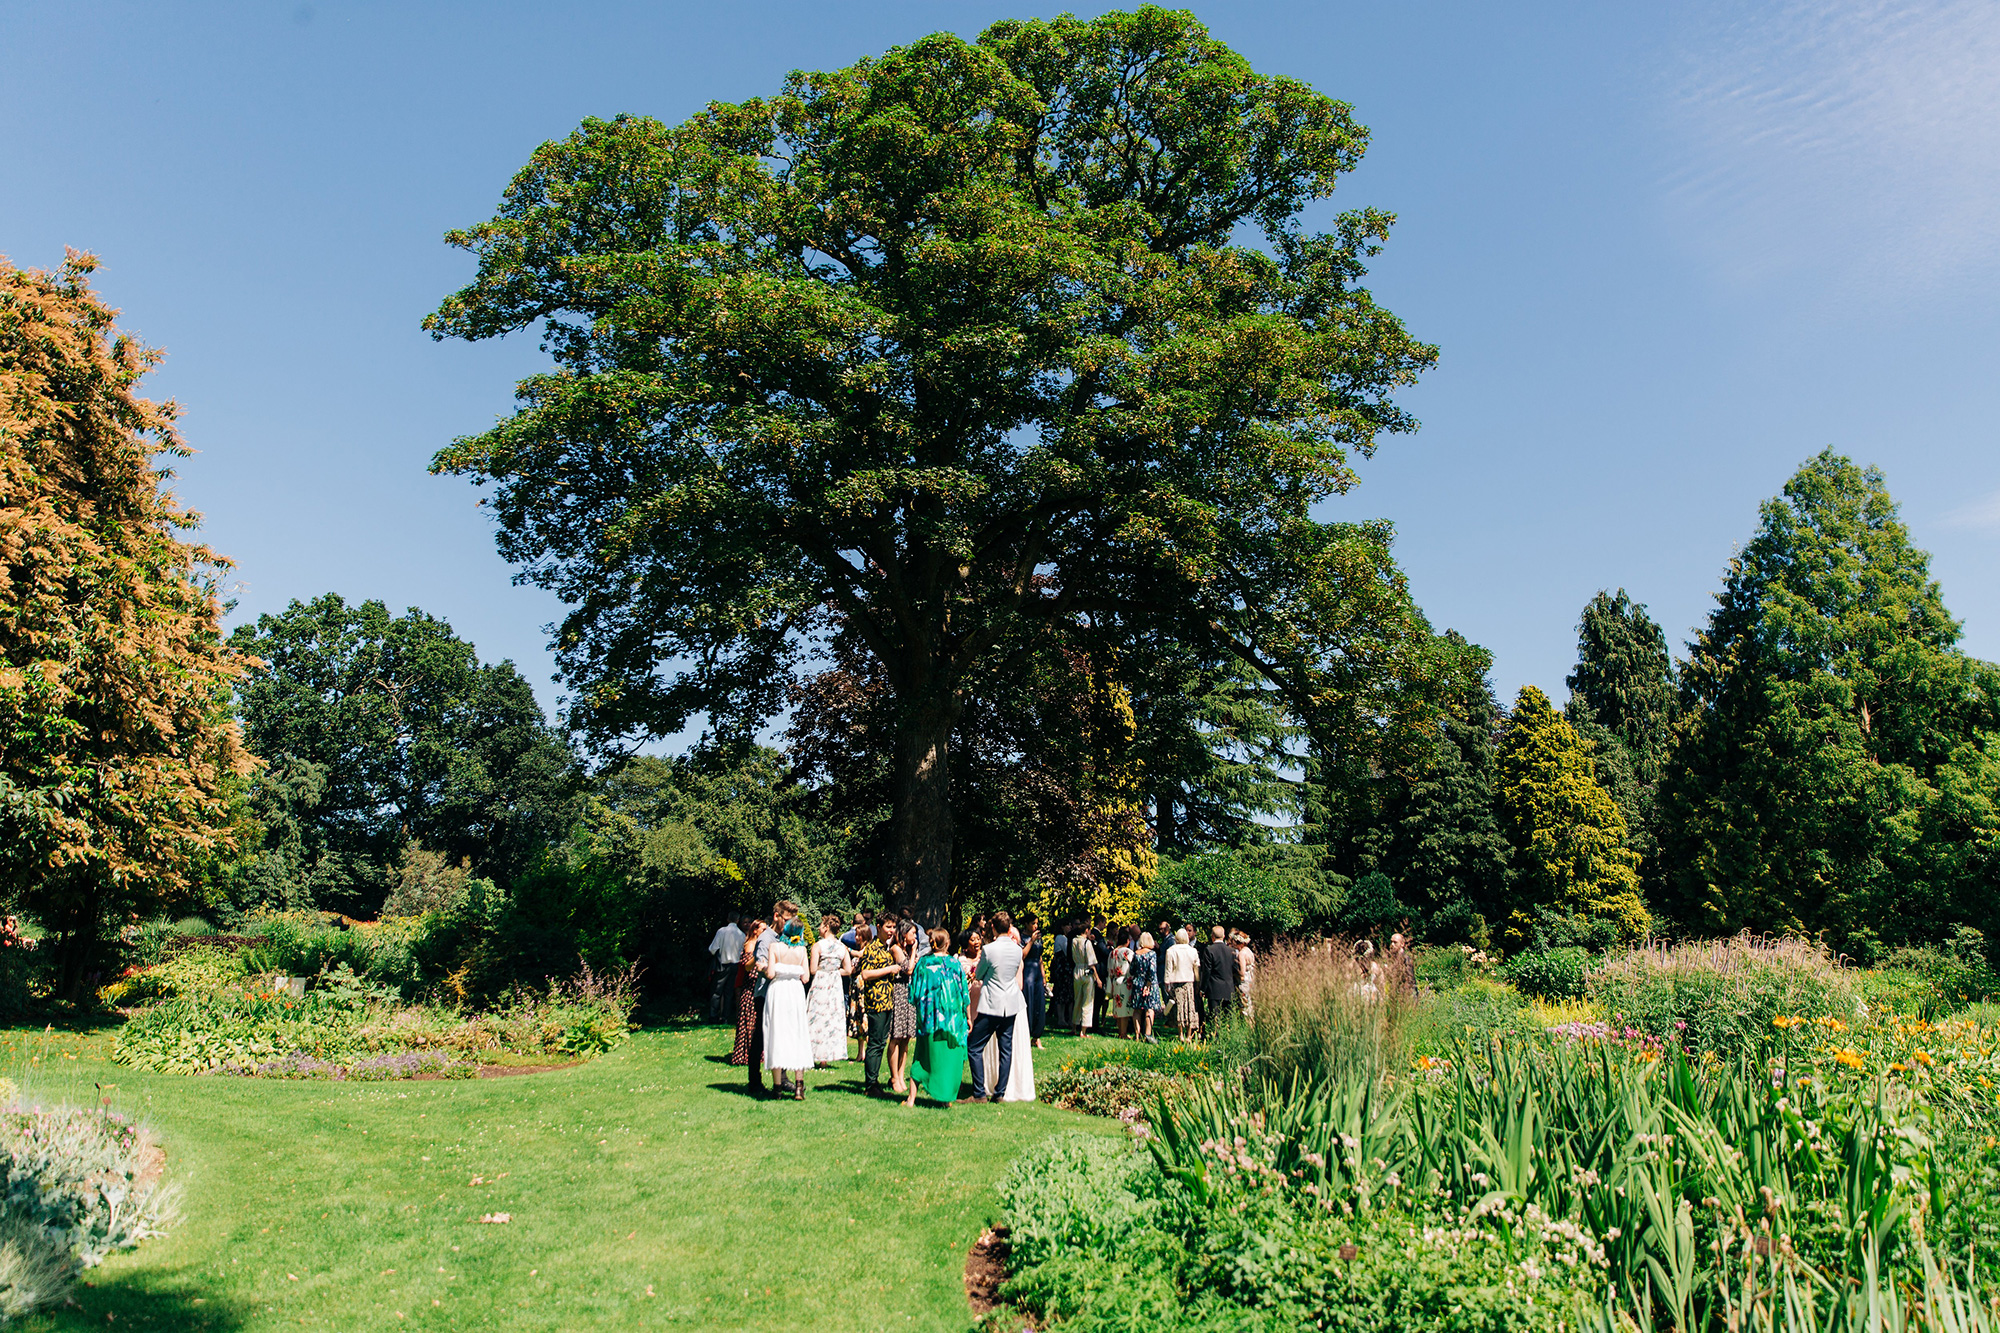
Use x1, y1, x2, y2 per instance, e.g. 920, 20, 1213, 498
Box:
1656, 451, 2000, 952
1496, 686, 1649, 945
0, 252, 251, 989
1564, 590, 1674, 865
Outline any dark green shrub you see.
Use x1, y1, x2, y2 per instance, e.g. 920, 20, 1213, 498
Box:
1506, 947, 1590, 1000
1882, 930, 1999, 1010
1334, 871, 1406, 937
1146, 852, 1301, 936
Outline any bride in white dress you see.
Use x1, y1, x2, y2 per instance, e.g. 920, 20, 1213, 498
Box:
761, 925, 814, 1099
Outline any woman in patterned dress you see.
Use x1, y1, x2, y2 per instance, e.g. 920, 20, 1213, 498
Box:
1107, 926, 1136, 1039
1128, 931, 1164, 1043
728, 919, 768, 1064
887, 920, 917, 1094
808, 914, 853, 1065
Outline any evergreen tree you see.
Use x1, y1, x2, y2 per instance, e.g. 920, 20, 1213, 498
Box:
1390, 675, 1511, 940
1564, 590, 1674, 865
1496, 686, 1649, 946
1656, 451, 2000, 953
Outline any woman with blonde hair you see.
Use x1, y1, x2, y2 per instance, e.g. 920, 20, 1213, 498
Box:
1163, 927, 1201, 1041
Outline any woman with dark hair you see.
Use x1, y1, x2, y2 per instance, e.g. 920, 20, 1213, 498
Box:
887, 921, 917, 1094
1107, 925, 1137, 1039
904, 927, 970, 1108
728, 919, 769, 1065
808, 913, 853, 1066
1020, 914, 1048, 1050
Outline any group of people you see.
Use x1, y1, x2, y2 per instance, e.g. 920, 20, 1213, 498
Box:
705, 906, 1268, 1106
708, 902, 1038, 1106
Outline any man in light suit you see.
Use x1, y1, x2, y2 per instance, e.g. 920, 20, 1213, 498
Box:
968, 910, 1025, 1102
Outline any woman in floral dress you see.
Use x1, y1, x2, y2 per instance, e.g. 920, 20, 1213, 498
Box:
1128, 931, 1164, 1043
808, 914, 853, 1065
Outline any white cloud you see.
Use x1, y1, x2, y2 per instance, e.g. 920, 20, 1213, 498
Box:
1663, 0, 2000, 297
1941, 487, 2000, 531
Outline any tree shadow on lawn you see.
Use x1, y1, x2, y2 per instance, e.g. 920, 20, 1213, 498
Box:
33, 1274, 246, 1332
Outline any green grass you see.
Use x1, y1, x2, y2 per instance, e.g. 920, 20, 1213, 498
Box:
1, 1023, 1118, 1332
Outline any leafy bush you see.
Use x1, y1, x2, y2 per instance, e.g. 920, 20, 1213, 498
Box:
1038, 1064, 1179, 1119
1333, 871, 1407, 937
1588, 933, 1855, 1055
1146, 852, 1302, 936
1408, 976, 1536, 1054
999, 1131, 1603, 1333
110, 963, 638, 1075
1857, 966, 1947, 1020
102, 947, 247, 1008
0, 1086, 177, 1320
1505, 946, 1590, 1000
1881, 929, 1999, 1011
1412, 944, 1494, 993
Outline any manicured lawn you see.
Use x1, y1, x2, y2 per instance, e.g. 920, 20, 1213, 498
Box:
2, 1023, 1117, 1332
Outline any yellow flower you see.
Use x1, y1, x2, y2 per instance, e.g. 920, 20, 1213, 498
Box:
1833, 1048, 1864, 1070
1913, 1050, 1934, 1067
1772, 1016, 1800, 1030
1813, 1016, 1848, 1033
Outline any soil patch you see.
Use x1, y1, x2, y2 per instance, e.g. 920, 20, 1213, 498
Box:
966, 1226, 1021, 1323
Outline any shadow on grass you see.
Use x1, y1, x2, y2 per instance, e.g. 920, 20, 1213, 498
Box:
30, 1275, 245, 1332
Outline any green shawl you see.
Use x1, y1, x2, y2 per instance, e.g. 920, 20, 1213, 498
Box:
908, 953, 969, 1043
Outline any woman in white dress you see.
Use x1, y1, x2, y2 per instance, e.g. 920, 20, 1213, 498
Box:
761, 920, 815, 1099
808, 914, 853, 1066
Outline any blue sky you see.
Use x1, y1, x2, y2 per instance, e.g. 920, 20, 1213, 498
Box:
4, 1, 1996, 727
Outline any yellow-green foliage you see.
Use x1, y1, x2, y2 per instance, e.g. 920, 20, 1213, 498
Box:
1498, 686, 1649, 944
102, 947, 246, 1007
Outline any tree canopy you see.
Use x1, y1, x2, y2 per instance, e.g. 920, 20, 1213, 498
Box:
1656, 451, 2000, 953
0, 252, 251, 987
227, 594, 579, 915
425, 6, 1458, 922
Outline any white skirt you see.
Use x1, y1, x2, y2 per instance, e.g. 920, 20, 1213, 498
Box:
762, 977, 812, 1071
979, 1009, 1037, 1102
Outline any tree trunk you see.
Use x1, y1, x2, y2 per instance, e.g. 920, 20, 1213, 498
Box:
888, 691, 961, 928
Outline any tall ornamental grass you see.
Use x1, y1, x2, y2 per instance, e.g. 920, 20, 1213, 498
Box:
1589, 933, 1856, 1054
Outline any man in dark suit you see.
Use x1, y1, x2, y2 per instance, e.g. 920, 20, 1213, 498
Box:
1199, 925, 1238, 1027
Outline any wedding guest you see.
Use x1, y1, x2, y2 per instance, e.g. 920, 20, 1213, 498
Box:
1128, 931, 1164, 1043
808, 914, 852, 1066
749, 902, 800, 1096
1199, 925, 1239, 1030
1021, 915, 1049, 1049
1107, 926, 1136, 1039
1048, 922, 1071, 1029
1070, 925, 1099, 1036
855, 922, 897, 1094
887, 919, 918, 1094
1154, 921, 1171, 994
1387, 929, 1416, 999
905, 929, 970, 1108
760, 919, 814, 1100
1164, 927, 1201, 1040
706, 916, 746, 1022
1231, 931, 1257, 1018
729, 919, 769, 1065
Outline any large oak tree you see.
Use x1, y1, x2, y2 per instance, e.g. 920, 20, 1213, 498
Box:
427, 8, 1454, 923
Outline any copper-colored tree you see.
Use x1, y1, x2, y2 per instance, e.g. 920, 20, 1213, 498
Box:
0, 252, 252, 992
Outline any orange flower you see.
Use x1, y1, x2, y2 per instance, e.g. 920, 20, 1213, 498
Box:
1832, 1048, 1864, 1070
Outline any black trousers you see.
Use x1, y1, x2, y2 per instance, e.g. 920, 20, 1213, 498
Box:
707, 969, 734, 1023
862, 1009, 892, 1088
967, 1011, 1014, 1099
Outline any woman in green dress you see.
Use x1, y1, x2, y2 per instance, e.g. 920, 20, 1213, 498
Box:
903, 928, 970, 1108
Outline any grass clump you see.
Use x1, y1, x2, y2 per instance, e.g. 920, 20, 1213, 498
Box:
1588, 932, 1854, 1054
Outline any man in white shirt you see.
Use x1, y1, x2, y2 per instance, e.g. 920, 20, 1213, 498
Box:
706, 917, 746, 1022
969, 911, 1025, 1101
